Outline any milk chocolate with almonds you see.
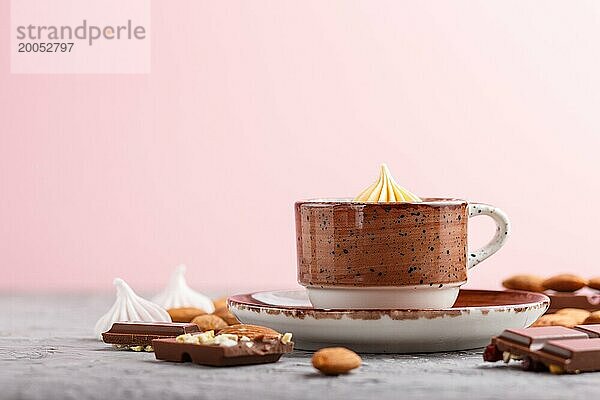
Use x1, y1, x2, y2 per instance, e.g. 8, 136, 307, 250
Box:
153, 336, 293, 366
484, 324, 600, 373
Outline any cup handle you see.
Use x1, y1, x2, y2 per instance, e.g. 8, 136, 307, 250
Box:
467, 203, 510, 269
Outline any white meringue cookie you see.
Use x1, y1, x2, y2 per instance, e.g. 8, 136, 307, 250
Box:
94, 278, 171, 339
152, 265, 215, 313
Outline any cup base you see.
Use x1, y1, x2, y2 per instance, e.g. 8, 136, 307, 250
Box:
306, 283, 464, 309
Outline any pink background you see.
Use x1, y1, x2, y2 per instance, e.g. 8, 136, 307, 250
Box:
2, 1, 600, 293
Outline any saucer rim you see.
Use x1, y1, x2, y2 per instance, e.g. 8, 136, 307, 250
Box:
228, 288, 550, 313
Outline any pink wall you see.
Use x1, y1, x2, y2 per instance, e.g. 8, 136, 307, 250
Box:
2, 1, 600, 293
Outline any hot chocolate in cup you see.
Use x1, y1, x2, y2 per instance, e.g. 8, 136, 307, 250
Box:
295, 198, 510, 309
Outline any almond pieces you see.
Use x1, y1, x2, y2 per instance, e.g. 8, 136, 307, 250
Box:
218, 324, 282, 340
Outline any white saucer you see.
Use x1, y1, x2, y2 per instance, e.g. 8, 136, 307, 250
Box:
228, 289, 549, 353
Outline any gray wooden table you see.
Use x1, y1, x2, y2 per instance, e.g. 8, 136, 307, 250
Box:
1, 294, 597, 400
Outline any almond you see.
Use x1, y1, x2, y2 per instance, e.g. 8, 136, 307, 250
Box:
213, 306, 239, 325
217, 324, 281, 340
554, 308, 591, 324
584, 311, 600, 324
167, 307, 206, 323
502, 275, 545, 292
542, 274, 588, 292
532, 314, 578, 328
213, 297, 228, 310
588, 277, 600, 291
191, 314, 228, 331
312, 347, 362, 375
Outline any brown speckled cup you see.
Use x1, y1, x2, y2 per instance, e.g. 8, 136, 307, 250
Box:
295, 198, 510, 309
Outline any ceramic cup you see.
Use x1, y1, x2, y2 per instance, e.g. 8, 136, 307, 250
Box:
295, 198, 510, 309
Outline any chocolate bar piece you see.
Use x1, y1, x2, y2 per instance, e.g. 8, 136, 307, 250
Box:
153, 336, 293, 366
498, 326, 589, 349
102, 322, 200, 348
532, 338, 600, 373
484, 324, 600, 373
547, 293, 600, 313
575, 324, 600, 338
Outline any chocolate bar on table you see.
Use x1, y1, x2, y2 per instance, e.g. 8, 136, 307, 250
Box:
102, 322, 200, 350
484, 324, 600, 373
153, 336, 294, 367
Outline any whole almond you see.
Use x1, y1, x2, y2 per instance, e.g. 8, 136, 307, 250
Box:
555, 308, 591, 324
191, 314, 228, 331
312, 347, 362, 375
502, 275, 545, 292
588, 277, 600, 291
532, 314, 578, 328
167, 307, 206, 323
218, 324, 281, 340
213, 297, 228, 310
213, 306, 239, 325
584, 311, 600, 324
542, 274, 588, 292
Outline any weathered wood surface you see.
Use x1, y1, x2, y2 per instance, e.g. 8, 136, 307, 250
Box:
0, 294, 597, 400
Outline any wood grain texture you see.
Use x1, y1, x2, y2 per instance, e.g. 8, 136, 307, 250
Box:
0, 294, 597, 400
